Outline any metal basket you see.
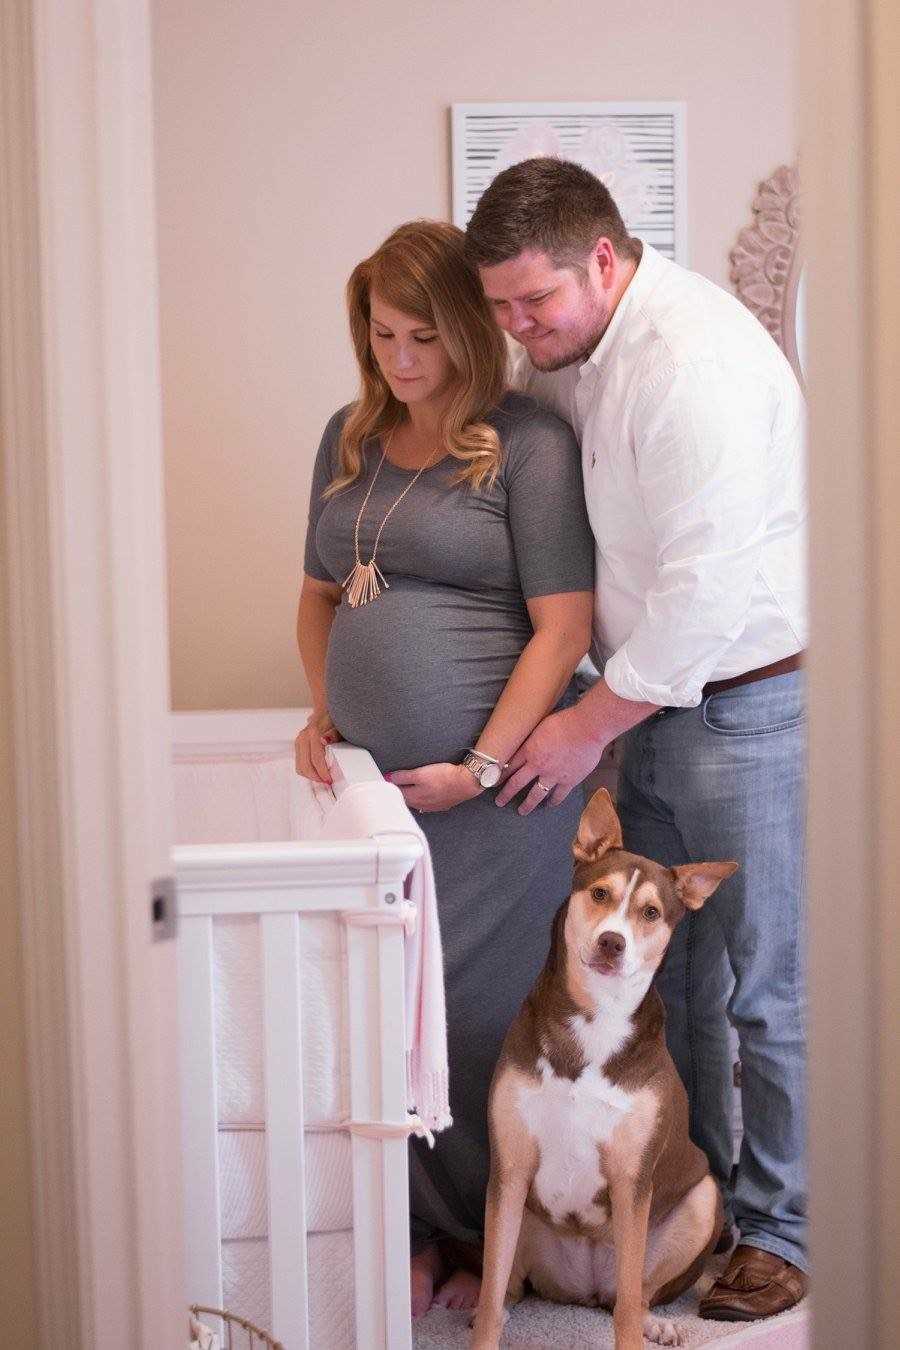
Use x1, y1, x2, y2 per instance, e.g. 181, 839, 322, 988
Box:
189, 1304, 284, 1350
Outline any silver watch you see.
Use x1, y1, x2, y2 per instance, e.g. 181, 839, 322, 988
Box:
462, 748, 507, 789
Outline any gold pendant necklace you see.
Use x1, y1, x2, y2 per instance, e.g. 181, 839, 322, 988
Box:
342, 437, 438, 608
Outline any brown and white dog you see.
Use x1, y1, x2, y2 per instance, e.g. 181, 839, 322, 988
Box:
471, 788, 738, 1350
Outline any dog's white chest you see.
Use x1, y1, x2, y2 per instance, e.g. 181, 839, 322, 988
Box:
516, 1049, 635, 1227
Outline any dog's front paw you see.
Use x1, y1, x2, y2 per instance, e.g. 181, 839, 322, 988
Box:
642, 1312, 685, 1346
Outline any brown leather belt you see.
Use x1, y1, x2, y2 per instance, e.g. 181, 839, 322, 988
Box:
702, 651, 804, 698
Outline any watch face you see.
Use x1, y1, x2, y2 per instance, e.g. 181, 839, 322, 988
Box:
480, 762, 502, 788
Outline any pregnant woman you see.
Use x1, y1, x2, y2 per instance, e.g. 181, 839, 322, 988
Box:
295, 220, 594, 1316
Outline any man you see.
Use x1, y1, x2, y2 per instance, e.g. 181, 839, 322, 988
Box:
464, 158, 808, 1321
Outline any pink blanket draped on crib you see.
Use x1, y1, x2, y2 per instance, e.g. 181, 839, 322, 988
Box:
311, 778, 451, 1135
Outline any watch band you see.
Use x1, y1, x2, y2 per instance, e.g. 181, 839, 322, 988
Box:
463, 748, 507, 769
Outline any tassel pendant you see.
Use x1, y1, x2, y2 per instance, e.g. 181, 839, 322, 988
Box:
343, 439, 437, 609
342, 559, 390, 608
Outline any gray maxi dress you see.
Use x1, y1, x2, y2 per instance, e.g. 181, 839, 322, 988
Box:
303, 390, 595, 1251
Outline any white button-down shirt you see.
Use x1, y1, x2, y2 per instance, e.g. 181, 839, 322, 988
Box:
512, 244, 807, 707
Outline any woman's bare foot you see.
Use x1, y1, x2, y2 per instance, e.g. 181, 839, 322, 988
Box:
433, 1267, 482, 1311
410, 1243, 444, 1318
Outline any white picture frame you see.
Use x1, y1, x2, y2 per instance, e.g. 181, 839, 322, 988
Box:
451, 101, 688, 266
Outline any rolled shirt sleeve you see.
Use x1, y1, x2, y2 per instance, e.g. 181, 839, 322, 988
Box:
603, 358, 774, 707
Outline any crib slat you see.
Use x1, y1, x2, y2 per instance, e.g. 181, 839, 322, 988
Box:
346, 920, 385, 1349
346, 905, 414, 1350
178, 915, 224, 1311
377, 921, 413, 1350
261, 912, 310, 1350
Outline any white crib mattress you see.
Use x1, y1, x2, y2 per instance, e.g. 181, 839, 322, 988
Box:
210, 910, 349, 1126
222, 1231, 356, 1349
219, 1128, 353, 1238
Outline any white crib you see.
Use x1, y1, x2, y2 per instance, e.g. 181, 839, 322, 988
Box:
173, 709, 422, 1350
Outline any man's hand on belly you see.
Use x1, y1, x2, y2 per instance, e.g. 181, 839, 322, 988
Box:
386, 762, 484, 813
495, 705, 608, 815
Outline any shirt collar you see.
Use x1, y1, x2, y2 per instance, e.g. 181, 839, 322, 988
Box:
579, 242, 665, 378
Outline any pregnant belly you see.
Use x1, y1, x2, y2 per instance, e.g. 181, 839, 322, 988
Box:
325, 579, 532, 773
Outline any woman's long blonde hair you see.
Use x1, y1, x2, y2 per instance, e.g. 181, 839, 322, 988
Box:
325, 220, 508, 497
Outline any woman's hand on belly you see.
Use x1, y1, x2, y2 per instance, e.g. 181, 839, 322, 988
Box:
386, 762, 483, 813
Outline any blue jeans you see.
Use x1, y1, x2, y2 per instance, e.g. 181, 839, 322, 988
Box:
616, 670, 807, 1272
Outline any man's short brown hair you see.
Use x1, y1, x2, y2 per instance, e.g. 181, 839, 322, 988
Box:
464, 157, 640, 270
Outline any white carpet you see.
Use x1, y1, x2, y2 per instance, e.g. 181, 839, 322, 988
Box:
413, 1257, 810, 1349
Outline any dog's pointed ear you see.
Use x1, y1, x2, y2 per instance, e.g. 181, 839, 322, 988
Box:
573, 788, 623, 864
671, 861, 739, 911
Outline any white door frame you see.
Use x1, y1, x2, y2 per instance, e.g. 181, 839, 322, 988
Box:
0, 1, 184, 1346
802, 0, 900, 1343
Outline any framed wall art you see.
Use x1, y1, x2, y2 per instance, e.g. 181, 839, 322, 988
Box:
451, 101, 687, 264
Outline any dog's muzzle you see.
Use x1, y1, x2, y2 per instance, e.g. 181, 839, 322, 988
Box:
588, 929, 626, 973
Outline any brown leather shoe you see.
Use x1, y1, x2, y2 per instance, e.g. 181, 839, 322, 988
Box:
698, 1244, 808, 1321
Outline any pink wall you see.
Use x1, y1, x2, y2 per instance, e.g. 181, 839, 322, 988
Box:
154, 0, 797, 709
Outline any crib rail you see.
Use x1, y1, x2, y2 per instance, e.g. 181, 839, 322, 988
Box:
175, 719, 420, 1350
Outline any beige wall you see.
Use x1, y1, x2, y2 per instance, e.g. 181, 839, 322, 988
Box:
154, 0, 797, 710
0, 478, 38, 1343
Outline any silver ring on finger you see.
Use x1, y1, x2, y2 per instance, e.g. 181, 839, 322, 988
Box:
536, 780, 551, 794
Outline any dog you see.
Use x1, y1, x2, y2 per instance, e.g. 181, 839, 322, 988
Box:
470, 788, 738, 1350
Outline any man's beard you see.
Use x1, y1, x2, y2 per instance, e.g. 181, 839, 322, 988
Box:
525, 314, 608, 373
